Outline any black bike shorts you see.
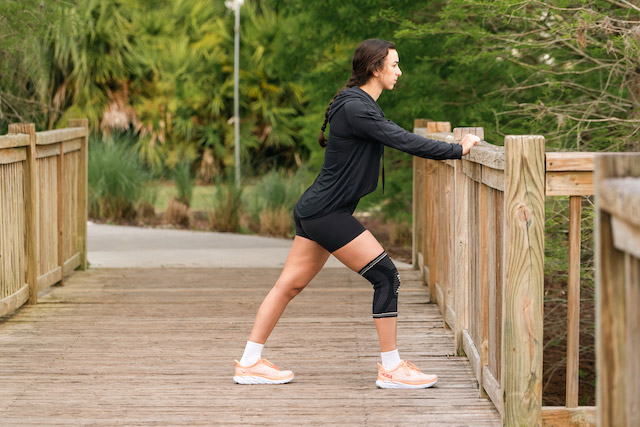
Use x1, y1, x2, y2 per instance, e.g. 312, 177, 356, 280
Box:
294, 205, 366, 253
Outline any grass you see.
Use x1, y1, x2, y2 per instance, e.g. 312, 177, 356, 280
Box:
153, 183, 218, 212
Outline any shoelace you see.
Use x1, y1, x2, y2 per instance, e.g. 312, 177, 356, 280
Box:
261, 359, 279, 370
401, 360, 422, 376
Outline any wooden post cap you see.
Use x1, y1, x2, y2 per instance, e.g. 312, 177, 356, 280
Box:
453, 127, 484, 142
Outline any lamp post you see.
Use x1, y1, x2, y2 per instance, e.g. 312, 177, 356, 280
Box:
225, 0, 244, 185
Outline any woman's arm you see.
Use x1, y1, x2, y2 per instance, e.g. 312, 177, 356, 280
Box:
344, 101, 463, 160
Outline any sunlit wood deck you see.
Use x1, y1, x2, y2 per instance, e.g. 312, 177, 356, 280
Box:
0, 267, 500, 426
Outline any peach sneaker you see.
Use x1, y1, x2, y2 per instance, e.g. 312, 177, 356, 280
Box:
376, 360, 438, 389
233, 358, 294, 385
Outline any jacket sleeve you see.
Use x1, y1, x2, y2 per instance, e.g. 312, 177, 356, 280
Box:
344, 100, 463, 160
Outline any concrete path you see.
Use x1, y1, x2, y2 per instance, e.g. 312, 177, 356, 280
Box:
87, 222, 411, 270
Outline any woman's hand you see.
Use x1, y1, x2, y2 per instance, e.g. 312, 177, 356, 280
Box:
460, 134, 481, 156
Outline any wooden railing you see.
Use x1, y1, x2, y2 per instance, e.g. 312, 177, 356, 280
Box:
595, 154, 640, 427
0, 120, 88, 318
412, 120, 598, 425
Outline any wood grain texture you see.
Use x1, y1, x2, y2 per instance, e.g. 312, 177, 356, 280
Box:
7, 123, 38, 306
545, 171, 594, 196
595, 153, 640, 427
35, 128, 87, 145
541, 406, 596, 426
545, 152, 595, 172
0, 268, 501, 426
0, 133, 30, 150
566, 196, 582, 408
502, 135, 545, 426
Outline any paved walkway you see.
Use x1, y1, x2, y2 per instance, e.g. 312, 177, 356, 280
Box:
0, 225, 499, 426
87, 222, 411, 269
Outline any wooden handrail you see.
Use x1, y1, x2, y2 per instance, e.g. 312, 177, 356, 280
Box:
0, 120, 88, 317
412, 122, 608, 426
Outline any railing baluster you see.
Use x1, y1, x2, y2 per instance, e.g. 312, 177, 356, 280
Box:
567, 195, 582, 407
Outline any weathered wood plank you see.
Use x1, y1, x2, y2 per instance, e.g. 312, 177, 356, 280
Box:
0, 133, 29, 150
541, 406, 596, 426
545, 171, 594, 196
502, 135, 545, 426
0, 147, 26, 165
545, 152, 595, 172
595, 153, 640, 427
0, 268, 501, 425
567, 196, 582, 408
35, 128, 87, 145
0, 284, 29, 318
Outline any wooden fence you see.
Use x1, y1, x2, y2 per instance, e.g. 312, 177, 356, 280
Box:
595, 154, 640, 427
412, 120, 597, 425
0, 120, 88, 318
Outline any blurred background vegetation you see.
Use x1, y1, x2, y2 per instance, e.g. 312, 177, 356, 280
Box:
1, 0, 639, 404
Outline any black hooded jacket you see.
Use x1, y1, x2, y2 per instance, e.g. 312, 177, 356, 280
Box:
294, 86, 462, 219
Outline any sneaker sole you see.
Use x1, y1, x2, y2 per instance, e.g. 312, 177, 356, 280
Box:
376, 378, 438, 389
234, 375, 294, 385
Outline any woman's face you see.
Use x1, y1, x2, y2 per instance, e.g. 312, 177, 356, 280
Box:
376, 49, 402, 90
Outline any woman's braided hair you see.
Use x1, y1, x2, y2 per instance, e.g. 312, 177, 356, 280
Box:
318, 39, 396, 147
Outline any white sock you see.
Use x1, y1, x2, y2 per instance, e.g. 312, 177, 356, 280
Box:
239, 341, 264, 367
381, 349, 402, 370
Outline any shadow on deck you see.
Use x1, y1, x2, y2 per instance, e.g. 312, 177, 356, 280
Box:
0, 267, 500, 426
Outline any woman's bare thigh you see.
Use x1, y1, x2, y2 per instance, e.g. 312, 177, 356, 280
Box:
275, 235, 331, 292
331, 230, 384, 272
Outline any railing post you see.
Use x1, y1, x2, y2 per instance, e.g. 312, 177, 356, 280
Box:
8, 123, 38, 304
595, 153, 640, 427
67, 119, 89, 270
502, 135, 545, 426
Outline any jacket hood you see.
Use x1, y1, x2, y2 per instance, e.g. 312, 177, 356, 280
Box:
328, 87, 375, 122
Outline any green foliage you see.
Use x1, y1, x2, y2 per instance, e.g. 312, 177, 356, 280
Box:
208, 181, 243, 232
172, 159, 195, 206
243, 168, 310, 236
88, 134, 151, 220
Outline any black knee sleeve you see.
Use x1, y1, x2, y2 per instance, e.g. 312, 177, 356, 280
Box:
359, 252, 400, 318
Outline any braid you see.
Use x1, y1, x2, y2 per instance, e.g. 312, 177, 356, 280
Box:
318, 76, 359, 148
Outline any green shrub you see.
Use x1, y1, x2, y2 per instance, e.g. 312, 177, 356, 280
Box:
172, 159, 194, 206
208, 182, 243, 232
88, 135, 151, 220
244, 168, 307, 237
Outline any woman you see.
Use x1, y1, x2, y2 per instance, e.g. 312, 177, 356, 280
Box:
233, 39, 479, 388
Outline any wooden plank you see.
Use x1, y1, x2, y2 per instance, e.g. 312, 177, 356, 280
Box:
63, 252, 81, 276
463, 329, 482, 384
37, 266, 62, 291
482, 366, 503, 416
545, 171, 594, 196
594, 153, 640, 427
413, 118, 433, 129
481, 166, 504, 192
8, 123, 38, 305
68, 118, 89, 270
412, 157, 419, 268
454, 160, 470, 355
566, 196, 582, 408
427, 160, 440, 298
0, 267, 501, 425
626, 255, 640, 425
480, 181, 490, 395
62, 138, 82, 154
0, 147, 27, 165
598, 177, 640, 229
58, 142, 64, 286
36, 143, 62, 159
463, 159, 481, 182
0, 284, 29, 318
546, 152, 595, 171
502, 135, 545, 426
541, 406, 596, 426
0, 133, 30, 149
35, 127, 87, 145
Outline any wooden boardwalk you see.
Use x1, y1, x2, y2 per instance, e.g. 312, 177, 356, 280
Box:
0, 267, 500, 426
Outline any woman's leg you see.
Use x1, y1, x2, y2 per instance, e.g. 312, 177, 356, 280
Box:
331, 231, 397, 352
248, 235, 330, 344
